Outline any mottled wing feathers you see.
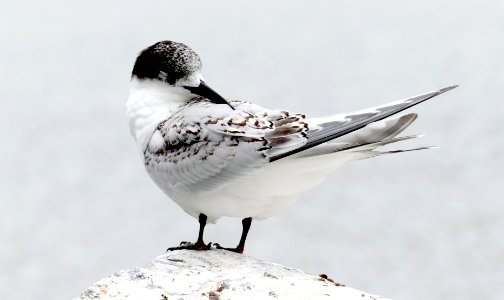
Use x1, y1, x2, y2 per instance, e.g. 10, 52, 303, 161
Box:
144, 86, 456, 191
143, 100, 309, 191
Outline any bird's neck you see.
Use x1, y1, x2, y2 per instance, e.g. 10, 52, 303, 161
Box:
126, 78, 193, 153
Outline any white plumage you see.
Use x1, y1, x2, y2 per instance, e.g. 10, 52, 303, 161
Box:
128, 78, 454, 223
126, 41, 456, 251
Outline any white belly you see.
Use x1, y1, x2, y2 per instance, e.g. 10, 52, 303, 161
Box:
146, 152, 355, 223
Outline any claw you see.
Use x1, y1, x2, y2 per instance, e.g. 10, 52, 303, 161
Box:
213, 243, 244, 254
167, 241, 211, 252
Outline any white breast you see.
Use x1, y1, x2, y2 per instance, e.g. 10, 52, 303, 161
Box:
126, 77, 195, 153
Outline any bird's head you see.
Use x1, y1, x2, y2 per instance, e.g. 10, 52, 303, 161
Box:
131, 40, 233, 109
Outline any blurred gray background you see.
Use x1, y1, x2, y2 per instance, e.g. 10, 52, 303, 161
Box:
1, 1, 503, 299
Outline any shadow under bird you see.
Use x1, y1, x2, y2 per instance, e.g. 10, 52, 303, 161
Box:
126, 40, 457, 253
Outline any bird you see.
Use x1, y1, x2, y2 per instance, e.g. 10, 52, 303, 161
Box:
126, 40, 457, 253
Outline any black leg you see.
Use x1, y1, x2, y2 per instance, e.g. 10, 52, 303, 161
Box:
195, 213, 207, 245
167, 213, 211, 251
215, 217, 252, 254
237, 217, 252, 251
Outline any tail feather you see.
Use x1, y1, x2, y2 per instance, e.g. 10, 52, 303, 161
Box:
296, 134, 424, 158
269, 85, 457, 161
349, 145, 436, 161
329, 113, 417, 145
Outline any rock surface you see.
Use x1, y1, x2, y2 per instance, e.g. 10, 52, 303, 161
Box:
75, 250, 389, 300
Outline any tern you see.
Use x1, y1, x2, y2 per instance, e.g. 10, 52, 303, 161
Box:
126, 40, 456, 253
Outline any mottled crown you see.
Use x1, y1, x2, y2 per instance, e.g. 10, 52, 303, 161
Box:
132, 41, 202, 84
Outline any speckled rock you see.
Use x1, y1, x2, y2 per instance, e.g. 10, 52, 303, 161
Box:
74, 250, 390, 300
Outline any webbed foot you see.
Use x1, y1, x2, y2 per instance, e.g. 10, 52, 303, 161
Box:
167, 241, 211, 251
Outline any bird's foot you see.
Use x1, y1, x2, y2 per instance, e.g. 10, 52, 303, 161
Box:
167, 241, 211, 252
213, 243, 244, 254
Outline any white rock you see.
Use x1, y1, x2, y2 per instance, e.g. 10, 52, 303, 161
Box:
75, 250, 390, 300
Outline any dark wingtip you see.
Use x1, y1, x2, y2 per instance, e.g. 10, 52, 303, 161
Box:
438, 85, 459, 93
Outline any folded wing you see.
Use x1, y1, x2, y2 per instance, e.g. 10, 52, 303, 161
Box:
269, 85, 457, 161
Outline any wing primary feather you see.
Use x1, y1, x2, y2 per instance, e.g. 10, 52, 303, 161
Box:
269, 85, 457, 162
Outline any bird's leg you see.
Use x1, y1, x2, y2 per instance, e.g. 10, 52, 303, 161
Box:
214, 217, 252, 254
167, 214, 211, 251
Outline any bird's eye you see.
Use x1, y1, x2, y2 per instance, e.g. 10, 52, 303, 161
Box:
158, 71, 169, 82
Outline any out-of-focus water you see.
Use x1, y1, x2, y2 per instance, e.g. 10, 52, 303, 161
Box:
1, 1, 503, 299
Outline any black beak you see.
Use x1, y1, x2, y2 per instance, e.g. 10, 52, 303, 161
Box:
185, 81, 235, 110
